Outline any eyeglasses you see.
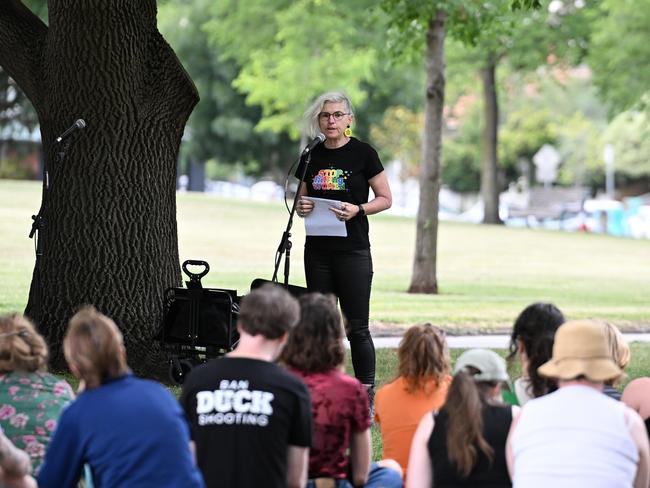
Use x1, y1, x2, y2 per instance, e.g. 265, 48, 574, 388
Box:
318, 111, 349, 121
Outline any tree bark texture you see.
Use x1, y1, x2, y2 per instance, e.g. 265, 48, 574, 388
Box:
408, 11, 446, 295
0, 0, 199, 372
480, 53, 502, 225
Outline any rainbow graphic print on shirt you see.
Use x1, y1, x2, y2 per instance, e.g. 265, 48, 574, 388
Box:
312, 168, 350, 191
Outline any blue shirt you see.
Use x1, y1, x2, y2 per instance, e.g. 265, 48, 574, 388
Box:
38, 374, 204, 488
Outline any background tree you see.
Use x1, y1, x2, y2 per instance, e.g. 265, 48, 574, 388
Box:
588, 0, 650, 113
205, 0, 380, 141
0, 0, 198, 370
378, 0, 540, 293
158, 0, 296, 181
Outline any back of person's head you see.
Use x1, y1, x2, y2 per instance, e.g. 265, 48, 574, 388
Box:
280, 293, 345, 373
599, 321, 630, 386
538, 319, 622, 384
64, 306, 129, 388
0, 313, 49, 373
397, 323, 450, 393
238, 284, 300, 340
508, 302, 565, 398
445, 348, 509, 477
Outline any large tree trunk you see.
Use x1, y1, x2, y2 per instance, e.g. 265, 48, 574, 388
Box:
0, 0, 198, 373
480, 53, 502, 225
408, 11, 446, 295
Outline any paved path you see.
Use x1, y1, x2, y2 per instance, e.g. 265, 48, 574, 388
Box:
368, 333, 650, 349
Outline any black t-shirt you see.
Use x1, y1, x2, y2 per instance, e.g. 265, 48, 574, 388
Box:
295, 137, 384, 251
180, 357, 313, 488
428, 405, 513, 488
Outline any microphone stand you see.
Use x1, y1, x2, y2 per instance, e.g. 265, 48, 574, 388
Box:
271, 150, 313, 288
28, 137, 71, 319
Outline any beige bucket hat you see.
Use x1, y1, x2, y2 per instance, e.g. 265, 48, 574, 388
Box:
538, 319, 622, 382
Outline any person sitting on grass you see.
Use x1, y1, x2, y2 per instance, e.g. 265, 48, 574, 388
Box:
374, 323, 452, 477
180, 284, 312, 488
280, 293, 403, 488
37, 306, 204, 488
0, 429, 36, 488
0, 314, 74, 474
506, 303, 565, 406
506, 320, 650, 488
408, 348, 518, 488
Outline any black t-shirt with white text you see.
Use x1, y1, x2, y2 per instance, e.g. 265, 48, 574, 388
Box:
295, 137, 384, 251
180, 357, 312, 488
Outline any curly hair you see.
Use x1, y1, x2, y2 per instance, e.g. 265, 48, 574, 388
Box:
280, 293, 345, 373
507, 302, 565, 398
397, 323, 450, 394
0, 314, 49, 373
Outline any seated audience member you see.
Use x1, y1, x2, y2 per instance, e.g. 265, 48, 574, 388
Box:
375, 323, 451, 475
37, 307, 204, 488
180, 284, 312, 488
507, 320, 650, 488
600, 320, 630, 400
280, 293, 403, 488
506, 303, 564, 405
408, 348, 517, 488
623, 377, 650, 439
0, 429, 36, 488
0, 314, 74, 473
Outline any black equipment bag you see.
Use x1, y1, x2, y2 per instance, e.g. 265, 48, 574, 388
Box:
158, 260, 239, 351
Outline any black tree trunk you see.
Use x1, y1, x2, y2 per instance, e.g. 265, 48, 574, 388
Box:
0, 0, 199, 373
408, 11, 446, 295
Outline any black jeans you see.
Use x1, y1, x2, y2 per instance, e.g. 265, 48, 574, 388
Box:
304, 247, 375, 385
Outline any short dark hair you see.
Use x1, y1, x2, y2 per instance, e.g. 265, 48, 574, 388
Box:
238, 284, 300, 339
280, 293, 345, 373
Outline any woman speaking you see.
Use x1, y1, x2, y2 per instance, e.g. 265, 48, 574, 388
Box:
296, 91, 392, 404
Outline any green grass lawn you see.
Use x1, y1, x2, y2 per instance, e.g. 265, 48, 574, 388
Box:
2, 179, 649, 331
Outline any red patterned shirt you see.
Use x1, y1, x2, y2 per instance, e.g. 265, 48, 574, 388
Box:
289, 368, 370, 479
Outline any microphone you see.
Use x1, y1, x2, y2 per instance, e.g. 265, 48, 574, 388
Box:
55, 119, 87, 143
301, 133, 326, 155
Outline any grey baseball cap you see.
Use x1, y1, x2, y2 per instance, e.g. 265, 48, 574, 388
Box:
453, 348, 510, 383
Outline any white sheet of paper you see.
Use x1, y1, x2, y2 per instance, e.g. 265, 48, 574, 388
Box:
302, 197, 347, 237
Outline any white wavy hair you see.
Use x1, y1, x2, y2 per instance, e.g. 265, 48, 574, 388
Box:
303, 91, 355, 138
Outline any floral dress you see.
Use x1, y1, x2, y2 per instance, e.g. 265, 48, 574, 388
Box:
0, 371, 74, 474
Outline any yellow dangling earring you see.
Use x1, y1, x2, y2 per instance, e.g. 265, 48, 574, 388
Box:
344, 125, 352, 138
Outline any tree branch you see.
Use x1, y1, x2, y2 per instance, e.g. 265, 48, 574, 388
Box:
0, 0, 47, 108
144, 31, 200, 126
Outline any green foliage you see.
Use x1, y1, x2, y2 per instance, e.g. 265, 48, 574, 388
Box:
588, 0, 650, 112
602, 109, 650, 178
158, 0, 296, 175
206, 0, 381, 139
442, 101, 482, 193
370, 106, 422, 178
0, 156, 34, 179
499, 107, 557, 182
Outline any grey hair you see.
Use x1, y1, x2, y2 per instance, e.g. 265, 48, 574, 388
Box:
304, 91, 355, 138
